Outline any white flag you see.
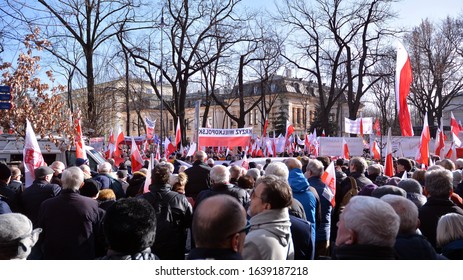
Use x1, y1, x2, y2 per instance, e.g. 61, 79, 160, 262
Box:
23, 119, 45, 188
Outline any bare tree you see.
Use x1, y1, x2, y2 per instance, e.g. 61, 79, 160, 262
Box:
407, 17, 463, 127
16, 0, 143, 136
276, 0, 398, 135
120, 0, 245, 144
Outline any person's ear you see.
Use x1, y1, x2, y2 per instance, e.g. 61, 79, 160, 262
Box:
230, 233, 241, 252
345, 229, 356, 245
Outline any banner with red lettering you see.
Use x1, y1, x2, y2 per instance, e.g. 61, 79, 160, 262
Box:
198, 127, 252, 148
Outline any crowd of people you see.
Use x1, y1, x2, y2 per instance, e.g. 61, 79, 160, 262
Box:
1, 150, 463, 260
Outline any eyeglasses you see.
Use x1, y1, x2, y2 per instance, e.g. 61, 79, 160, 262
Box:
228, 220, 251, 238
250, 189, 263, 200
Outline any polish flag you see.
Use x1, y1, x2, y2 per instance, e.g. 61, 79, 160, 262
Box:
395, 41, 414, 136
445, 142, 457, 162
186, 142, 197, 157
105, 129, 115, 159
130, 137, 144, 172
75, 117, 87, 160
450, 112, 461, 147
322, 130, 326, 137
23, 119, 45, 188
415, 112, 430, 166
384, 128, 394, 177
143, 153, 154, 193
373, 119, 381, 136
285, 120, 294, 146
164, 137, 176, 157
175, 117, 181, 147
321, 161, 336, 207
434, 125, 445, 158
359, 118, 364, 138
371, 140, 381, 160
113, 126, 125, 158
342, 137, 350, 159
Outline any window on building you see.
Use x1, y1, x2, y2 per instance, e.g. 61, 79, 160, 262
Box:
270, 83, 277, 93
169, 119, 173, 131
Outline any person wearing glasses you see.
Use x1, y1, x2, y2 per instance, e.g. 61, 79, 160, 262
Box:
187, 195, 248, 260
243, 175, 294, 260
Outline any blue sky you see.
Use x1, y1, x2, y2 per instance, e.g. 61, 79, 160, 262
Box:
245, 0, 463, 28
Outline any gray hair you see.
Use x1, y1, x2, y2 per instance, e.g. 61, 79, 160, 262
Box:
98, 162, 112, 173
265, 162, 289, 181
455, 158, 463, 169
381, 194, 419, 235
306, 159, 324, 177
367, 164, 382, 176
194, 150, 207, 162
61, 166, 84, 191
246, 168, 261, 181
350, 157, 368, 173
210, 165, 230, 184
425, 168, 453, 198
397, 178, 423, 194
342, 196, 400, 247
436, 213, 463, 248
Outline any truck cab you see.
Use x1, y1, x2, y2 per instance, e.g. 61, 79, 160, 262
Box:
0, 134, 107, 171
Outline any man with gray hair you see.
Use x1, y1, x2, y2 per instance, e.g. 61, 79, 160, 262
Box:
93, 162, 124, 199
184, 150, 212, 201
381, 194, 441, 259
37, 166, 105, 259
334, 196, 400, 259
419, 168, 463, 249
194, 165, 249, 209
0, 213, 41, 260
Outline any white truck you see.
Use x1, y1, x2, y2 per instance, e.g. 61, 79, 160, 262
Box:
0, 134, 107, 171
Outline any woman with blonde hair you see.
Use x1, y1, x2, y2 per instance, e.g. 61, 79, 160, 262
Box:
436, 213, 463, 259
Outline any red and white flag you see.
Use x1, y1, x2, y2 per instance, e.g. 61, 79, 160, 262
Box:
415, 112, 430, 166
75, 116, 87, 160
130, 137, 144, 172
164, 137, 176, 157
384, 128, 394, 177
322, 129, 326, 137
175, 117, 181, 147
373, 119, 381, 136
434, 121, 445, 158
445, 142, 457, 162
359, 117, 364, 138
105, 129, 115, 159
371, 140, 381, 161
321, 161, 336, 207
285, 120, 294, 146
113, 126, 125, 158
262, 119, 268, 137
144, 117, 156, 140
395, 41, 414, 136
450, 112, 461, 147
23, 119, 45, 188
342, 137, 350, 159
143, 153, 154, 193
186, 142, 197, 157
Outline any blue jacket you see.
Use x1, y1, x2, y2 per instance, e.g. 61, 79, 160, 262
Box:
308, 176, 332, 242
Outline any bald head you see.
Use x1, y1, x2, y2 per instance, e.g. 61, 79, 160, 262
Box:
192, 195, 246, 249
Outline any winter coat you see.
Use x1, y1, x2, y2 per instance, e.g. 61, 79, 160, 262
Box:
308, 176, 332, 242
441, 239, 463, 260
194, 182, 249, 209
333, 244, 397, 260
21, 179, 61, 227
243, 208, 294, 260
184, 160, 212, 200
37, 189, 105, 260
394, 233, 440, 259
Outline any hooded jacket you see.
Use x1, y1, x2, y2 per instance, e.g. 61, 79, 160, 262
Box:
243, 208, 294, 260
288, 168, 317, 225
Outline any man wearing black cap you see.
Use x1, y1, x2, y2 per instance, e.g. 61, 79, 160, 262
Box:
0, 162, 20, 212
21, 166, 61, 227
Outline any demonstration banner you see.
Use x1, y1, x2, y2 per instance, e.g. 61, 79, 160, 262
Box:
344, 117, 373, 134
198, 127, 252, 148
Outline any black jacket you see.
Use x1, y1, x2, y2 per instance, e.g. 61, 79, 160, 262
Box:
184, 160, 212, 200
21, 179, 61, 227
419, 196, 463, 249
140, 184, 193, 260
333, 244, 397, 260
37, 189, 105, 260
394, 233, 440, 259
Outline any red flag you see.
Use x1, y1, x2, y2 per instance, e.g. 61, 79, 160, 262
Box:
75, 117, 87, 160
342, 137, 350, 160
175, 117, 181, 147
359, 118, 364, 138
285, 120, 294, 138
434, 127, 445, 158
262, 119, 268, 137
322, 129, 326, 137
445, 142, 457, 162
415, 112, 430, 166
384, 128, 394, 177
113, 126, 125, 158
373, 119, 381, 136
371, 140, 381, 161
105, 129, 115, 159
395, 41, 414, 136
130, 137, 144, 172
321, 161, 336, 207
450, 112, 461, 147
23, 119, 45, 188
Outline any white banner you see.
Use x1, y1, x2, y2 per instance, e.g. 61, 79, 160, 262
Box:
344, 117, 373, 134
198, 127, 252, 147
